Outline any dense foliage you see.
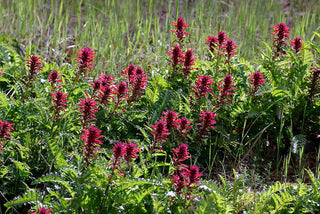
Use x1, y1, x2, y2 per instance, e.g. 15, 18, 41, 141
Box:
0, 12, 320, 214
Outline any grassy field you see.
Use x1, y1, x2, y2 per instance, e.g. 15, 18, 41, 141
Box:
1, 0, 319, 73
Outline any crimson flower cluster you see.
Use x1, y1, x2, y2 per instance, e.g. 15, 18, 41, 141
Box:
77, 96, 98, 128
171, 17, 189, 46
205, 36, 218, 55
50, 91, 68, 118
172, 165, 203, 196
248, 71, 267, 95
290, 37, 302, 53
110, 141, 140, 176
196, 111, 217, 139
172, 143, 191, 169
181, 49, 196, 77
215, 74, 236, 105
150, 120, 170, 143
81, 126, 103, 164
191, 75, 214, 102
151, 111, 192, 144
217, 31, 229, 47
222, 39, 238, 64
123, 65, 147, 103
31, 207, 52, 214
48, 70, 63, 89
26, 55, 42, 81
168, 45, 184, 72
0, 120, 14, 153
75, 47, 96, 77
272, 23, 291, 56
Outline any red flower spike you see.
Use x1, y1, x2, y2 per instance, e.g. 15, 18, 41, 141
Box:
205, 36, 218, 54
191, 75, 214, 102
290, 37, 302, 53
172, 172, 186, 194
248, 71, 266, 95
50, 91, 68, 117
272, 23, 291, 56
124, 142, 140, 167
178, 117, 192, 139
113, 142, 126, 162
122, 64, 136, 85
129, 70, 148, 103
150, 120, 170, 143
99, 74, 114, 87
26, 55, 42, 81
81, 126, 103, 163
171, 17, 189, 46
32, 207, 52, 214
196, 111, 217, 139
75, 47, 96, 76
217, 31, 229, 47
91, 80, 101, 91
222, 39, 238, 64
168, 45, 184, 70
160, 110, 180, 131
98, 85, 115, 106
77, 97, 98, 128
216, 74, 236, 105
172, 143, 191, 167
0, 120, 14, 141
181, 49, 196, 77
48, 70, 62, 89
183, 165, 203, 185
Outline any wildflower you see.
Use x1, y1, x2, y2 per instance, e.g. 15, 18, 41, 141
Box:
31, 207, 52, 214
0, 120, 14, 141
191, 75, 214, 102
48, 70, 62, 89
122, 64, 136, 84
290, 37, 302, 53
172, 172, 186, 194
115, 81, 130, 101
81, 126, 103, 163
90, 79, 101, 96
128, 70, 147, 103
113, 81, 130, 112
26, 55, 42, 81
172, 143, 191, 168
216, 74, 236, 105
124, 142, 140, 167
168, 45, 184, 71
78, 97, 98, 128
98, 85, 115, 106
136, 67, 143, 75
178, 117, 192, 140
171, 17, 189, 46
50, 91, 68, 118
196, 111, 217, 139
160, 110, 180, 131
99, 74, 114, 87
272, 23, 291, 56
205, 36, 218, 54
181, 49, 196, 77
183, 165, 203, 185
222, 39, 238, 64
75, 47, 96, 76
217, 31, 229, 47
248, 71, 266, 95
150, 120, 170, 143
